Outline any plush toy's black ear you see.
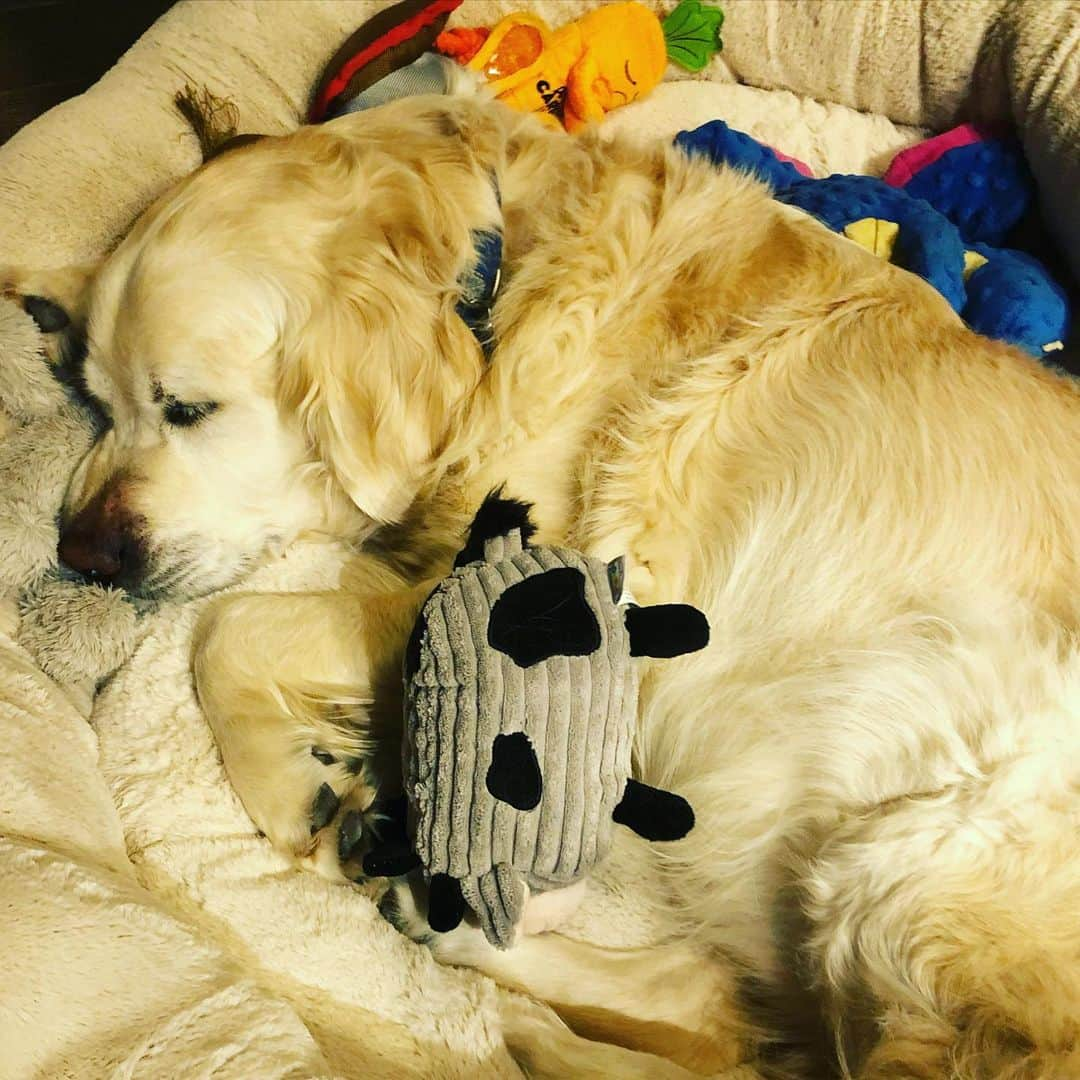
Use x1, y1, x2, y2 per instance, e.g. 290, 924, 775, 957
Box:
486, 732, 543, 811
625, 604, 710, 658
612, 778, 695, 841
428, 873, 467, 933
454, 488, 537, 568
488, 567, 601, 667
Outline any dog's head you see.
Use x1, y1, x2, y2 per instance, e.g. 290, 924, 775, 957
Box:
59, 99, 503, 601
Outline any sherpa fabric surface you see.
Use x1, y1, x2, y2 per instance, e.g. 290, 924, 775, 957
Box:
1, 1, 1078, 1075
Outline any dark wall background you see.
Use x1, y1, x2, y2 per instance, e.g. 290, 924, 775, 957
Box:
0, 0, 175, 143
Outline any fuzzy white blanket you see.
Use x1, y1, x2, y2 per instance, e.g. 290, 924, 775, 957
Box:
10, 0, 1077, 1073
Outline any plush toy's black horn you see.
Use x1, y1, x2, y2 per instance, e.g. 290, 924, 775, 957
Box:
625, 603, 710, 658
454, 488, 538, 567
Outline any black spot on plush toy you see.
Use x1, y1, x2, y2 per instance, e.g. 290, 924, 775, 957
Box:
366, 492, 708, 949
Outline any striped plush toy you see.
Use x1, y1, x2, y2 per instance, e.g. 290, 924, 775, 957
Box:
365, 492, 708, 949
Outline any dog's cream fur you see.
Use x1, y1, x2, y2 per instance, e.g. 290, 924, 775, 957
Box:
13, 93, 1080, 1076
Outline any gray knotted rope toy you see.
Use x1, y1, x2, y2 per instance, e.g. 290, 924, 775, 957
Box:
366, 493, 708, 949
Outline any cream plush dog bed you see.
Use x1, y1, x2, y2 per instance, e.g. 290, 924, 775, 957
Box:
1, 2, 1078, 1076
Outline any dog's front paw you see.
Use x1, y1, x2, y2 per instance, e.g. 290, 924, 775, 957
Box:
278, 744, 385, 879
210, 716, 384, 878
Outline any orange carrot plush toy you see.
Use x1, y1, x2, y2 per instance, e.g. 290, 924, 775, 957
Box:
437, 0, 723, 133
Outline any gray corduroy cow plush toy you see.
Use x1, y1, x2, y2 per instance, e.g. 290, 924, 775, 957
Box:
0, 297, 137, 691
365, 493, 709, 949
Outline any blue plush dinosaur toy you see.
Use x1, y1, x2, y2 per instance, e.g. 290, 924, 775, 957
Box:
676, 120, 1070, 359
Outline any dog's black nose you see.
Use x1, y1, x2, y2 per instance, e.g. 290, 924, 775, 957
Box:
58, 525, 129, 585
58, 485, 143, 588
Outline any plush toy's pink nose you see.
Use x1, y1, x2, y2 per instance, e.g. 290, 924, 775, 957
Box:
58, 485, 144, 588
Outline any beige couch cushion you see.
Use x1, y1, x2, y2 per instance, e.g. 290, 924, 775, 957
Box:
1, 0, 1077, 276
719, 0, 1080, 279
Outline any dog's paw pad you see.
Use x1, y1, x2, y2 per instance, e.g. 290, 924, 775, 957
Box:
338, 809, 365, 864
22, 295, 70, 333
310, 746, 337, 766
310, 782, 340, 835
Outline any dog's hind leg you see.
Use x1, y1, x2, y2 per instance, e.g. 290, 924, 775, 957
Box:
381, 873, 755, 1075
802, 780, 1080, 1078
499, 991, 764, 1080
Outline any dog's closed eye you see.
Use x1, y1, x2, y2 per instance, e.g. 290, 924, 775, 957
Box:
152, 379, 219, 428
163, 398, 219, 428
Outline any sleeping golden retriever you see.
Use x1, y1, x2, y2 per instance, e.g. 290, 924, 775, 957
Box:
8, 91, 1080, 1077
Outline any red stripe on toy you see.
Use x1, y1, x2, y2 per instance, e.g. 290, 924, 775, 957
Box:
771, 147, 814, 178
311, 0, 462, 122
883, 124, 989, 187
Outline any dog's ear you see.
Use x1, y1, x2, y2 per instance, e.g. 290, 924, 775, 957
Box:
279, 279, 481, 524
277, 125, 498, 524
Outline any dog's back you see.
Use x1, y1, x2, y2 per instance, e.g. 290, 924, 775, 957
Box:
552, 138, 1080, 1071
445, 111, 1080, 1071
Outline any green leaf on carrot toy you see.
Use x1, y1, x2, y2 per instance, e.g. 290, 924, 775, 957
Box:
662, 0, 724, 72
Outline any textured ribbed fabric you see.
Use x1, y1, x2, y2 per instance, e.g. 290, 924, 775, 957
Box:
405, 528, 635, 949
